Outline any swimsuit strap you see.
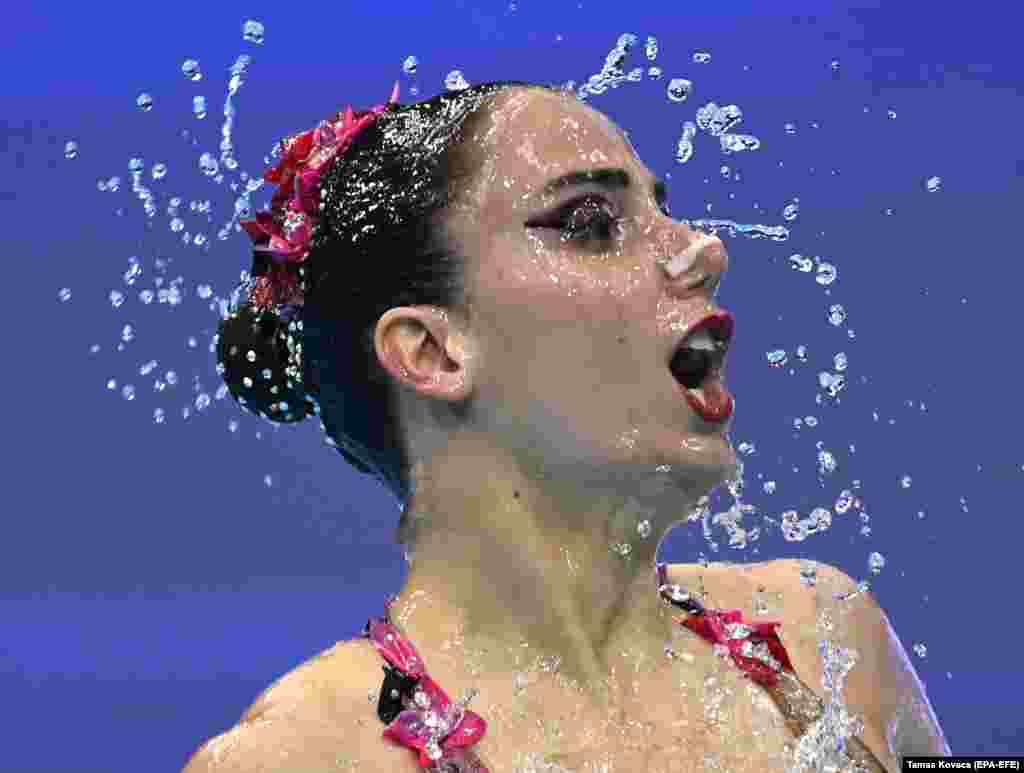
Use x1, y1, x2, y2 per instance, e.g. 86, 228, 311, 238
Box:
656, 561, 794, 688
361, 598, 489, 772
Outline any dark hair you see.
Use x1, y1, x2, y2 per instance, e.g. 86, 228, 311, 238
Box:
215, 80, 555, 543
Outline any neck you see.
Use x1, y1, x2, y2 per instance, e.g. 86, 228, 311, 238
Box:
388, 432, 712, 692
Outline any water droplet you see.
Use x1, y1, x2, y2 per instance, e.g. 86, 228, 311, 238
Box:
720, 133, 760, 153
648, 66, 663, 80
913, 643, 927, 658
151, 163, 167, 180
833, 352, 848, 371
64, 140, 78, 159
900, 475, 912, 489
827, 304, 846, 326
784, 122, 797, 135
645, 35, 659, 61
242, 19, 265, 44
799, 560, 817, 586
868, 551, 885, 574
667, 78, 693, 102
834, 490, 854, 514
192, 96, 207, 120
787, 254, 812, 273
153, 408, 165, 424
181, 59, 202, 81
782, 202, 800, 221
830, 59, 840, 71
693, 51, 712, 64
766, 349, 788, 368
811, 507, 832, 531
763, 480, 776, 494
136, 93, 154, 112
121, 324, 134, 343
58, 287, 72, 302
121, 384, 136, 401
925, 176, 942, 193
402, 55, 419, 75
445, 70, 469, 91
199, 152, 219, 177
887, 109, 897, 120
816, 262, 837, 285
817, 450, 837, 476
263, 473, 275, 487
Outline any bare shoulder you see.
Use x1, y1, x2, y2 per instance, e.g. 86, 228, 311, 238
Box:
665, 557, 869, 617
181, 637, 421, 772
667, 559, 949, 762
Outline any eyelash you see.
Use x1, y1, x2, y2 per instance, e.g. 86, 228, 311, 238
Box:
557, 195, 621, 245
553, 195, 673, 247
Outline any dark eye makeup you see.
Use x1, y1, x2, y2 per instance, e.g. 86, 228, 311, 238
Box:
525, 194, 672, 248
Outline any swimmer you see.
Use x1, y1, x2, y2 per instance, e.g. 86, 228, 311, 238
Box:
183, 81, 948, 773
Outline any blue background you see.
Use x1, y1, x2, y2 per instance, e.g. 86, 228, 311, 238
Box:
4, 0, 1022, 770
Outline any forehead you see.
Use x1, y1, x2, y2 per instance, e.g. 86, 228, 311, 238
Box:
453, 88, 645, 211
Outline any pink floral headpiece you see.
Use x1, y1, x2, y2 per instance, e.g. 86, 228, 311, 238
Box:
239, 81, 402, 312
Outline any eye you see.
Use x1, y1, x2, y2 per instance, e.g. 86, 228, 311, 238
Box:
555, 195, 621, 246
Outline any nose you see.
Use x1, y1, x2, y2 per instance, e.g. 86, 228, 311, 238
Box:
657, 230, 729, 290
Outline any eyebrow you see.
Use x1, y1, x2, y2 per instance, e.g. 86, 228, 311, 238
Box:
541, 167, 668, 208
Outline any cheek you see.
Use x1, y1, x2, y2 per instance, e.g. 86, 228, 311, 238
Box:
476, 284, 657, 441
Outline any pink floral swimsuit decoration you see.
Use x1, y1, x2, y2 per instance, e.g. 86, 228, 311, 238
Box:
361, 563, 795, 772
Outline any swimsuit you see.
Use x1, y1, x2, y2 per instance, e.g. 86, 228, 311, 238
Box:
359, 562, 885, 772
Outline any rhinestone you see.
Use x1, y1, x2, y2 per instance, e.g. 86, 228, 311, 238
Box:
425, 741, 442, 761
727, 623, 752, 640
667, 585, 690, 603
390, 688, 400, 699
414, 690, 430, 709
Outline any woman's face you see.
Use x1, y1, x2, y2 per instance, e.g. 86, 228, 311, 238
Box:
445, 87, 736, 497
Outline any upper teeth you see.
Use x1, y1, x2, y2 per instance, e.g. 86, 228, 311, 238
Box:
685, 327, 718, 352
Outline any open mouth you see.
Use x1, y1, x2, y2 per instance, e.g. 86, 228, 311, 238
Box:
669, 312, 735, 423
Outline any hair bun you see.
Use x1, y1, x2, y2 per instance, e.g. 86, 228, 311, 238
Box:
216, 302, 316, 424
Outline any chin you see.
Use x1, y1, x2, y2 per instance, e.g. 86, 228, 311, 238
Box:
677, 433, 738, 491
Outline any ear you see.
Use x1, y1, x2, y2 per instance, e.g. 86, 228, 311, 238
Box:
373, 306, 473, 402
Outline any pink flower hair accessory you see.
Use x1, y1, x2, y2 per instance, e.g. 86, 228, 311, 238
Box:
239, 80, 402, 312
